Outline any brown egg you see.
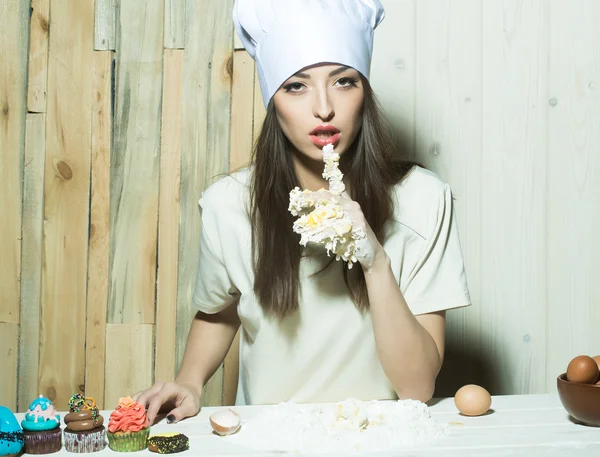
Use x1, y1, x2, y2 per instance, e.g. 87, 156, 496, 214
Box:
592, 355, 600, 371
454, 384, 492, 416
566, 355, 599, 384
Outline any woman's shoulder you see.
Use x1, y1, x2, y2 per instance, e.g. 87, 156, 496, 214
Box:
395, 165, 448, 197
390, 165, 451, 238
199, 166, 252, 212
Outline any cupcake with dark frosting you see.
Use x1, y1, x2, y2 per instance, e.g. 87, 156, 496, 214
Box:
63, 394, 106, 453
21, 395, 61, 454
0, 406, 24, 457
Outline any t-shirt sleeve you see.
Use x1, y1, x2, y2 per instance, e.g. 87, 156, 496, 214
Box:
191, 194, 240, 314
402, 183, 471, 315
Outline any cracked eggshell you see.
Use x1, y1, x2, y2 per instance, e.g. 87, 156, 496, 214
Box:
209, 408, 241, 436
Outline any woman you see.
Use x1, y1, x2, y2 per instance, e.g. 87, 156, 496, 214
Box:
134, 0, 471, 424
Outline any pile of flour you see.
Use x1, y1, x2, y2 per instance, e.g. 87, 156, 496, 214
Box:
227, 398, 449, 454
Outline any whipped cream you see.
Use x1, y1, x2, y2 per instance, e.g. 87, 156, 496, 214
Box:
322, 144, 346, 195
288, 144, 368, 268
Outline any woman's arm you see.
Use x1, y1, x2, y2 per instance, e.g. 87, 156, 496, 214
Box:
318, 189, 452, 402
364, 252, 445, 403
177, 305, 241, 388
137, 304, 240, 423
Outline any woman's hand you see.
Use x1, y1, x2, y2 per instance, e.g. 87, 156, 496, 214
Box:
310, 189, 388, 271
132, 381, 202, 425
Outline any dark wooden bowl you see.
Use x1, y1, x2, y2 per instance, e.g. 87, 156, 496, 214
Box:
557, 373, 600, 427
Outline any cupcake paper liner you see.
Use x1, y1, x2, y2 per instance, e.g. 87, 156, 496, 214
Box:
63, 427, 106, 453
107, 428, 150, 452
23, 428, 62, 454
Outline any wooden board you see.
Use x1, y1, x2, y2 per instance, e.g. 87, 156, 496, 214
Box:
252, 67, 266, 145
229, 50, 255, 172
155, 49, 184, 383
94, 0, 117, 50
85, 51, 113, 408
165, 0, 185, 49
546, 0, 600, 389
201, 365, 224, 408
413, 0, 484, 397
0, 0, 28, 324
234, 26, 244, 50
18, 113, 46, 411
480, 0, 548, 394
176, 1, 234, 406
39, 0, 94, 408
0, 323, 19, 410
223, 331, 241, 406
104, 324, 154, 408
108, 0, 163, 324
221, 49, 256, 406
370, 0, 416, 158
27, 0, 50, 113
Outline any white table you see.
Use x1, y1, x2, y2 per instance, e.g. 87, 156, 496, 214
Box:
18, 394, 600, 456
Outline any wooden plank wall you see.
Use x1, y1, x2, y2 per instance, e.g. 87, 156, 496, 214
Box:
1, 0, 30, 411
1, 0, 599, 411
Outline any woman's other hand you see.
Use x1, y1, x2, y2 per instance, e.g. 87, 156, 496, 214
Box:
132, 381, 202, 424
309, 189, 388, 271
338, 190, 387, 271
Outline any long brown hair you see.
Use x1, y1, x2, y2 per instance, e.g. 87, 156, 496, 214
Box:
250, 77, 417, 319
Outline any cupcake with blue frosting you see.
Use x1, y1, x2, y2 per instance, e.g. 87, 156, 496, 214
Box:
21, 395, 61, 454
0, 406, 24, 457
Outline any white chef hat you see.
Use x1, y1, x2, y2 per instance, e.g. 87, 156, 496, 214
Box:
233, 0, 385, 107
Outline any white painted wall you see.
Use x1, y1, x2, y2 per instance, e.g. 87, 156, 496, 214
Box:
371, 0, 600, 396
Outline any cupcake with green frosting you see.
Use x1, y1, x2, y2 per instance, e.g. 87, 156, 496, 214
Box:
21, 395, 61, 454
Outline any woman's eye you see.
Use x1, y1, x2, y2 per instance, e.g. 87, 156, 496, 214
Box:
336, 77, 358, 88
283, 82, 305, 92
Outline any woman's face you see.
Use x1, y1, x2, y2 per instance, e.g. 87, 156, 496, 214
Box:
272, 63, 364, 163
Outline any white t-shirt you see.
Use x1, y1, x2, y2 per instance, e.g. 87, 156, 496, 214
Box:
192, 165, 471, 405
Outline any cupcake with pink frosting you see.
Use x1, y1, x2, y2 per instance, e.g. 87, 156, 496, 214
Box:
21, 395, 61, 454
106, 396, 150, 452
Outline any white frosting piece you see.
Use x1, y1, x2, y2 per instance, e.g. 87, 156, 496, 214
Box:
288, 145, 366, 268
322, 144, 346, 196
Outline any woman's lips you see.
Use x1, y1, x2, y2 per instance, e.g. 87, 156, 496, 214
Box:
309, 133, 340, 147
